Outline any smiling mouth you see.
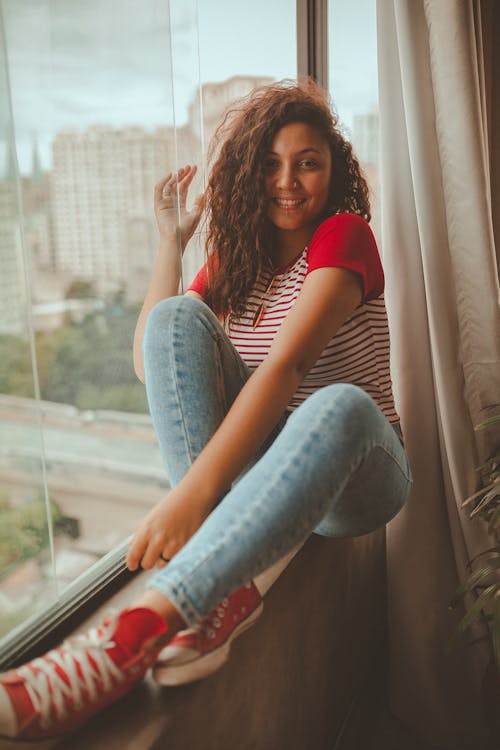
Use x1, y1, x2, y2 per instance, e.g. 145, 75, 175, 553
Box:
272, 198, 306, 210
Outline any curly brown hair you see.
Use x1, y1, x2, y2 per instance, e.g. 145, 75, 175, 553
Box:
203, 78, 371, 318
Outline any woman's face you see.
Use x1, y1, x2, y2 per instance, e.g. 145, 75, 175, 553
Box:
264, 122, 332, 237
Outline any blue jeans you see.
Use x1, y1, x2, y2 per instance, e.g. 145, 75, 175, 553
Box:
144, 296, 412, 626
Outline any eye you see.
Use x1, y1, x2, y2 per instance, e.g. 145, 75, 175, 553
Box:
264, 158, 279, 171
299, 159, 318, 169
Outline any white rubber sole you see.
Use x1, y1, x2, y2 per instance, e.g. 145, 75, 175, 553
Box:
153, 601, 264, 686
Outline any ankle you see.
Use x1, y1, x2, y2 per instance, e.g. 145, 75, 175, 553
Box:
134, 588, 186, 636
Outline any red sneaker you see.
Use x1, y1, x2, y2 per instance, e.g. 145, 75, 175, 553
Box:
153, 582, 263, 686
0, 608, 168, 743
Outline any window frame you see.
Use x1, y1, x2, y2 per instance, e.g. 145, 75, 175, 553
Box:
296, 0, 329, 87
0, 542, 133, 669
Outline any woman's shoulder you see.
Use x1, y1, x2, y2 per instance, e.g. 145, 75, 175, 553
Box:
306, 212, 383, 301
309, 212, 373, 247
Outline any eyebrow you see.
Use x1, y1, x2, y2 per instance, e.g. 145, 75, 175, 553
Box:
267, 147, 323, 155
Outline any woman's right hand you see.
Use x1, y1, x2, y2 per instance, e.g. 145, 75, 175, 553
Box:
154, 165, 204, 252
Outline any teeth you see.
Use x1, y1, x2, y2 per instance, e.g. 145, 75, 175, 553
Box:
274, 199, 304, 207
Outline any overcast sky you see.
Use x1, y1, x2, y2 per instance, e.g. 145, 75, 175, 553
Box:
2, 0, 377, 173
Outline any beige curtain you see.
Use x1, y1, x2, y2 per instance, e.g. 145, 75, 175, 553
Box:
376, 0, 500, 747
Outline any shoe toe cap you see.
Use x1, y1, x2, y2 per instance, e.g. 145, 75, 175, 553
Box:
0, 682, 19, 738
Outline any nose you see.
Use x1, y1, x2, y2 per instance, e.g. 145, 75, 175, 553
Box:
275, 162, 297, 191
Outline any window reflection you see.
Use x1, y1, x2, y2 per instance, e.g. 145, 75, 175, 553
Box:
328, 0, 380, 239
0, 0, 296, 640
0, 1, 57, 637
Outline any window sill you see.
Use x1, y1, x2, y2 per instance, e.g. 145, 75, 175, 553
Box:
0, 541, 136, 671
40, 532, 388, 750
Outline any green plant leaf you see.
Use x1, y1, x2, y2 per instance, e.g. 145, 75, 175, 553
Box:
492, 591, 500, 671
461, 479, 499, 509
455, 585, 497, 635
475, 456, 500, 474
448, 587, 496, 654
450, 559, 500, 607
488, 504, 500, 535
475, 415, 500, 431
469, 484, 500, 519
468, 546, 500, 567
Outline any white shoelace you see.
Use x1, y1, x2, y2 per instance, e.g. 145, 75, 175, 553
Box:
18, 618, 125, 729
199, 599, 229, 639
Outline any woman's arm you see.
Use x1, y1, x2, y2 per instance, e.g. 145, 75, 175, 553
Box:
133, 166, 204, 382
133, 236, 181, 382
127, 265, 363, 570
172, 266, 362, 502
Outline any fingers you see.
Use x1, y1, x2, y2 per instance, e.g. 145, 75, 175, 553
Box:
192, 191, 206, 216
126, 533, 145, 571
126, 528, 177, 572
178, 164, 197, 198
155, 165, 198, 206
154, 173, 170, 203
141, 535, 180, 570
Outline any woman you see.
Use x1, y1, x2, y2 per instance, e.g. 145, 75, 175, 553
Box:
0, 79, 412, 742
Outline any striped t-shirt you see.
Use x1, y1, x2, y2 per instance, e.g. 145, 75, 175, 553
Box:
188, 213, 399, 422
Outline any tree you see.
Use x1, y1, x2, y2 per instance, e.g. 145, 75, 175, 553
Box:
0, 494, 65, 571
0, 335, 35, 398
1, 303, 149, 414
65, 279, 97, 299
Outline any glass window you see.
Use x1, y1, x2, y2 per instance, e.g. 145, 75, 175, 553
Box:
0, 0, 296, 643
0, 1, 58, 638
328, 0, 380, 238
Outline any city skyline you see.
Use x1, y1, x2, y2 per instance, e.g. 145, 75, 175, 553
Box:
3, 0, 377, 173
0, 76, 281, 337
1, 75, 380, 311
3, 0, 296, 172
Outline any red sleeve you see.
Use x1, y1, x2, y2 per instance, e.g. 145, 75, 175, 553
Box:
187, 253, 219, 297
187, 264, 207, 296
306, 213, 384, 301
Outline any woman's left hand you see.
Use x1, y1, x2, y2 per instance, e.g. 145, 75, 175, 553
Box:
154, 165, 204, 250
126, 489, 209, 571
